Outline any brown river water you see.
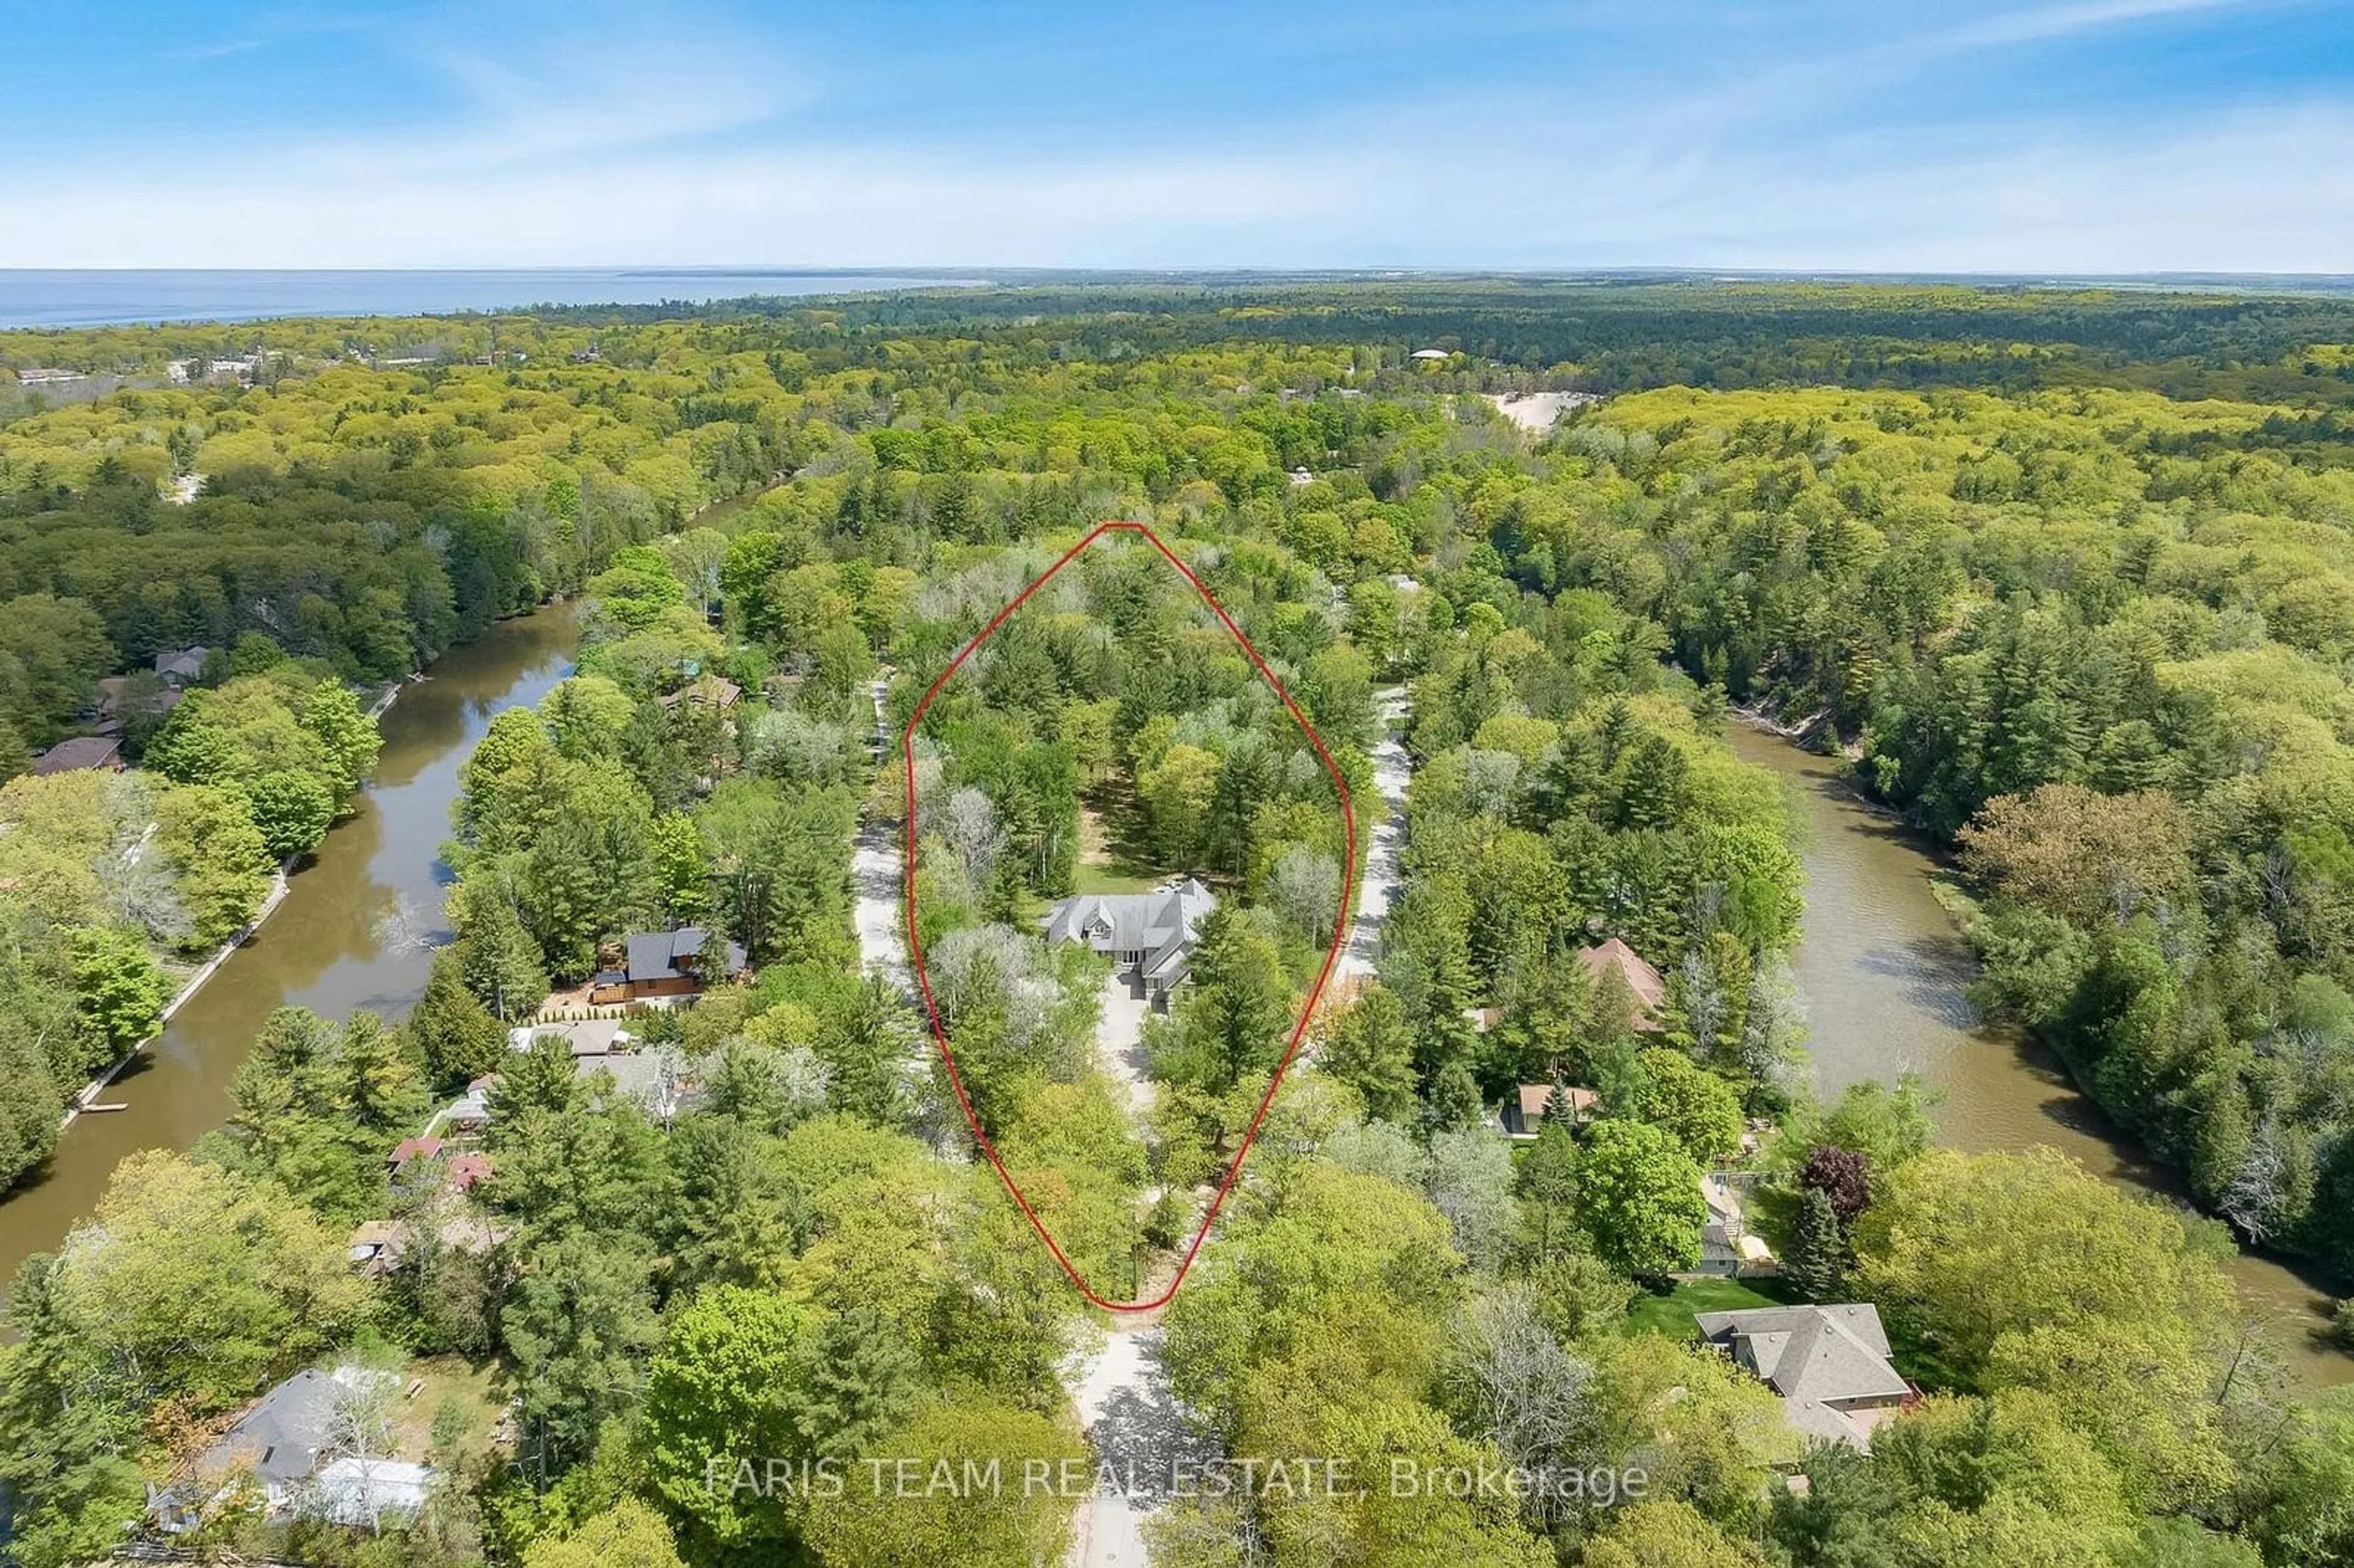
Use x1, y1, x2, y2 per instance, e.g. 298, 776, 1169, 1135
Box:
0, 606, 577, 1293
1722, 723, 2352, 1390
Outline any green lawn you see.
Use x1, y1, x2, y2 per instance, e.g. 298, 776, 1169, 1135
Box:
1623, 1276, 1797, 1339
1071, 862, 1159, 894
1072, 790, 1171, 894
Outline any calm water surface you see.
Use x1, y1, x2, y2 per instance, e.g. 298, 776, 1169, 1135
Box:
1724, 723, 2352, 1390
0, 607, 577, 1290
0, 269, 981, 329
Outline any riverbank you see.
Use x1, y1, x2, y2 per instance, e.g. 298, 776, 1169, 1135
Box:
0, 607, 579, 1292
1722, 721, 2353, 1388
51, 674, 425, 1137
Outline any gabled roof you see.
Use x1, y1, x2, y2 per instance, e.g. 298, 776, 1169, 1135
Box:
1577, 937, 1668, 1030
313, 1458, 432, 1524
511, 1018, 631, 1057
1517, 1083, 1598, 1120
1498, 1083, 1599, 1138
444, 1152, 494, 1190
387, 1136, 443, 1168
658, 673, 742, 710
1695, 1304, 1913, 1450
29, 736, 121, 775
1041, 880, 1215, 962
195, 1369, 339, 1486
622, 927, 747, 983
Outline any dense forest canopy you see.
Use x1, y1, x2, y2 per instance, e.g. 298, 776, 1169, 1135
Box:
3, 279, 2354, 1568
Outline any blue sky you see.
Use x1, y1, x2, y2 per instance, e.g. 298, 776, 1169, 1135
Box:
1, 0, 2350, 271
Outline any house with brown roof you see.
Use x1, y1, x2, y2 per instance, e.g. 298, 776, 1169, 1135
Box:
1577, 937, 1669, 1032
658, 673, 742, 713
445, 1152, 494, 1192
1694, 1304, 1919, 1452
386, 1135, 443, 1176
29, 736, 124, 775
1493, 1082, 1600, 1140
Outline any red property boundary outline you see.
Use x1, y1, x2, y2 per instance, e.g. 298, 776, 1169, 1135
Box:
901, 520, 1360, 1312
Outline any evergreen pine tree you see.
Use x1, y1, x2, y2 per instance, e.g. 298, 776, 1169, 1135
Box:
1786, 1185, 1846, 1302
409, 948, 508, 1089
800, 1306, 920, 1459
1425, 1057, 1484, 1132
454, 888, 550, 1022
1543, 1069, 1577, 1129
1516, 1119, 1581, 1259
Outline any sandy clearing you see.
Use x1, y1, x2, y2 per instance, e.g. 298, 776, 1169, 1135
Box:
1487, 390, 1598, 434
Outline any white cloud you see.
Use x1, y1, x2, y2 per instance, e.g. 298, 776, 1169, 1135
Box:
1934, 0, 2251, 50
6, 101, 2350, 273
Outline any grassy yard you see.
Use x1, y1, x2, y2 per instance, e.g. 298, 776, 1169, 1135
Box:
1623, 1276, 1797, 1339
1072, 790, 1170, 894
388, 1355, 508, 1461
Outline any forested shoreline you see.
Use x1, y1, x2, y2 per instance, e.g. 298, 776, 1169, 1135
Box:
4, 281, 2353, 1567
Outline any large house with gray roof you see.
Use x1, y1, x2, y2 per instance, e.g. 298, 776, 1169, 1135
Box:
150, 1365, 432, 1531
1694, 1303, 1918, 1452
1041, 879, 1216, 1005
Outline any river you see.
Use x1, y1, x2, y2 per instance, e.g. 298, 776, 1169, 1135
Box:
0, 606, 577, 1291
1722, 723, 2353, 1390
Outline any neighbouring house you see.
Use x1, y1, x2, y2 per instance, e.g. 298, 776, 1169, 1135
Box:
592, 1048, 693, 1121
29, 736, 124, 775
657, 673, 742, 714
1694, 1171, 1780, 1277
1576, 936, 1669, 1033
444, 1152, 495, 1192
15, 367, 86, 387
154, 645, 211, 685
345, 1201, 501, 1279
1694, 1304, 1919, 1452
386, 1135, 443, 1176
89, 677, 183, 738
1410, 347, 1451, 361
1288, 465, 1315, 487
505, 1016, 689, 1112
588, 927, 747, 1004
313, 1458, 433, 1527
1493, 1081, 1601, 1140
1040, 878, 1217, 1007
346, 1221, 402, 1277
151, 1366, 429, 1530
509, 1018, 635, 1059
427, 1075, 499, 1137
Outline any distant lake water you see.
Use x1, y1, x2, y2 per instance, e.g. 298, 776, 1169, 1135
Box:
0, 269, 986, 329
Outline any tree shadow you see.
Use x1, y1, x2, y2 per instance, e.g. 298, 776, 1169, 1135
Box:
1084, 1331, 1222, 1499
